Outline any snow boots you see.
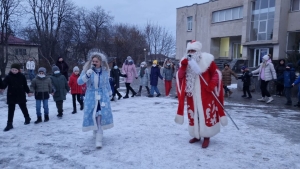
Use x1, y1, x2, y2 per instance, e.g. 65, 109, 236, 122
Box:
3, 122, 13, 132
44, 115, 49, 122
35, 116, 42, 124
95, 133, 103, 148
266, 97, 274, 103
202, 137, 210, 148
136, 86, 142, 96
80, 103, 84, 110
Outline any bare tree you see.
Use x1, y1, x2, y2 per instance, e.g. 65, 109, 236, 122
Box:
144, 22, 175, 59
26, 0, 76, 68
0, 0, 22, 77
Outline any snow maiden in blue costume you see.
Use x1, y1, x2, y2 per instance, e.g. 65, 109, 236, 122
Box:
77, 49, 113, 148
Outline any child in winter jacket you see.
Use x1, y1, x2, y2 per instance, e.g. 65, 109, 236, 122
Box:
148, 60, 163, 97
222, 63, 238, 97
0, 63, 32, 131
238, 66, 252, 99
136, 61, 150, 96
68, 66, 85, 114
278, 63, 296, 105
110, 62, 125, 100
162, 59, 174, 97
50, 65, 70, 118
30, 67, 53, 123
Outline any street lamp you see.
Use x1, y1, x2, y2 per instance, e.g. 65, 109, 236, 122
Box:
144, 48, 147, 62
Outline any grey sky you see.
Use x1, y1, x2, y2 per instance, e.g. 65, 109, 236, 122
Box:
72, 0, 208, 35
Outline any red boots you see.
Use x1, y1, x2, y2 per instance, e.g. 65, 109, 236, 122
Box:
202, 137, 210, 148
189, 138, 201, 143
189, 137, 210, 148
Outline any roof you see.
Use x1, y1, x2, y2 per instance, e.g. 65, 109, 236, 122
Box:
0, 33, 39, 46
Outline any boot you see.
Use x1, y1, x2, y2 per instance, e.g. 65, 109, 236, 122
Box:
34, 116, 42, 124
202, 137, 210, 148
72, 109, 77, 114
95, 133, 103, 148
189, 138, 201, 143
156, 93, 161, 97
146, 86, 150, 95
118, 94, 122, 100
123, 95, 129, 99
266, 97, 274, 104
80, 103, 84, 110
3, 122, 13, 132
148, 94, 154, 97
136, 86, 142, 96
110, 96, 114, 101
57, 112, 63, 118
44, 115, 49, 122
24, 117, 31, 125
257, 97, 265, 102
131, 91, 137, 97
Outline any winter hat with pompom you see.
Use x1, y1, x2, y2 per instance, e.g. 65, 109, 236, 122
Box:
73, 66, 80, 72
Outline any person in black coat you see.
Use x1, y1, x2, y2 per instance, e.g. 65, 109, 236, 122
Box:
148, 60, 163, 97
238, 66, 253, 99
0, 63, 32, 131
55, 57, 69, 81
110, 62, 124, 101
275, 59, 285, 95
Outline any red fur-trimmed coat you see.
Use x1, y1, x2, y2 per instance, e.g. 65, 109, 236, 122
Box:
175, 53, 227, 138
69, 73, 86, 94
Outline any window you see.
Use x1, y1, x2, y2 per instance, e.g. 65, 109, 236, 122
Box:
212, 6, 243, 23
292, 0, 300, 11
187, 16, 193, 31
15, 48, 27, 55
250, 0, 275, 41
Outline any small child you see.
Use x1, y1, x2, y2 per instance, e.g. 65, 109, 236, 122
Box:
279, 63, 296, 105
0, 63, 32, 131
162, 59, 175, 97
50, 65, 70, 118
148, 60, 163, 97
68, 66, 85, 114
30, 67, 53, 123
238, 66, 252, 99
136, 62, 150, 96
222, 63, 238, 97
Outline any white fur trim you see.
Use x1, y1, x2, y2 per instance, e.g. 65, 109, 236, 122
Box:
188, 59, 201, 75
176, 71, 181, 94
81, 74, 89, 82
175, 115, 184, 124
213, 69, 222, 97
220, 116, 228, 126
186, 41, 202, 53
197, 52, 214, 74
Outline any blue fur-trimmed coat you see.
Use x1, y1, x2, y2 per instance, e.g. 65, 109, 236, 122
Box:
77, 68, 113, 132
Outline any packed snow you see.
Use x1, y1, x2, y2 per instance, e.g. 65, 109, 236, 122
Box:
0, 84, 299, 169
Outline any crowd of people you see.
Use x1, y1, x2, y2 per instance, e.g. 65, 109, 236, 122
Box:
1, 41, 300, 150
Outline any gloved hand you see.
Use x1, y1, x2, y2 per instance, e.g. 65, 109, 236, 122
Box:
181, 59, 188, 67
86, 69, 93, 77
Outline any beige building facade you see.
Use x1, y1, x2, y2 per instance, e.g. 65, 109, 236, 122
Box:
176, 0, 300, 67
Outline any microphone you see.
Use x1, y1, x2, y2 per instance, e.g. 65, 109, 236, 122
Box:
187, 54, 192, 60
91, 64, 96, 71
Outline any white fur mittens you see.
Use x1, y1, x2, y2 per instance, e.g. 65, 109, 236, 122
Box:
188, 59, 201, 75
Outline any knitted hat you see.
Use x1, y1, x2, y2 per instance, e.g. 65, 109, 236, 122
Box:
73, 66, 79, 72
38, 67, 46, 74
52, 65, 59, 73
153, 60, 158, 65
241, 66, 247, 70
127, 56, 132, 60
186, 40, 202, 53
11, 63, 21, 70
262, 55, 269, 61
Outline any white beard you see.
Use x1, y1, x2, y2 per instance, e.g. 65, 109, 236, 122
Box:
185, 52, 201, 96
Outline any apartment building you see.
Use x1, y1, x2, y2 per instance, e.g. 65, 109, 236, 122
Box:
176, 0, 300, 67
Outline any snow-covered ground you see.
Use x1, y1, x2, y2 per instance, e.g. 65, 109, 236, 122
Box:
0, 85, 299, 169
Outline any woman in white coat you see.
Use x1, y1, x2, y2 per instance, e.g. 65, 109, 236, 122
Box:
252, 54, 277, 103
77, 50, 113, 148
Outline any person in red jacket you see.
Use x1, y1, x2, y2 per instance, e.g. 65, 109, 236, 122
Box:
69, 66, 86, 114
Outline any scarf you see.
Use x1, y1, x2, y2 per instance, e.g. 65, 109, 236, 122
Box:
140, 67, 146, 77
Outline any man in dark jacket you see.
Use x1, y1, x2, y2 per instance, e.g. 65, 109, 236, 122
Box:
55, 57, 69, 81
1, 63, 32, 131
148, 60, 163, 97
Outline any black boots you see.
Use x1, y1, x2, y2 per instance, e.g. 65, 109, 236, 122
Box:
72, 109, 77, 114
34, 116, 42, 124
44, 115, 49, 122
3, 122, 13, 132
136, 86, 142, 96
24, 117, 31, 125
80, 103, 84, 110
146, 86, 150, 95
110, 96, 114, 101
57, 113, 63, 118
118, 94, 122, 100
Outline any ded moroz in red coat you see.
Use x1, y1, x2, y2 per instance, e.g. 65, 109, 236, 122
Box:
175, 52, 227, 139
69, 73, 86, 94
